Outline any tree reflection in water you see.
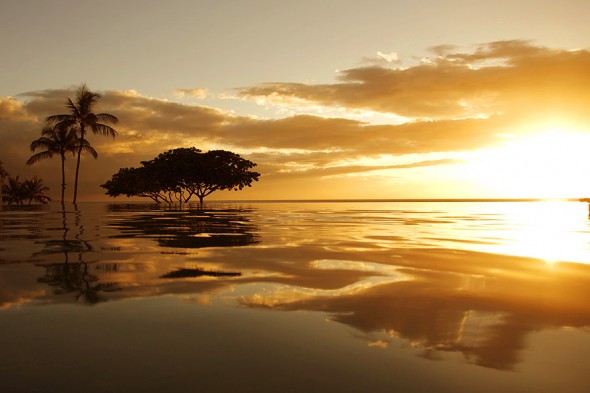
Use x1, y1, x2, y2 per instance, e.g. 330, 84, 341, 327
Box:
107, 204, 259, 249
35, 206, 119, 304
32, 204, 258, 304
160, 267, 241, 279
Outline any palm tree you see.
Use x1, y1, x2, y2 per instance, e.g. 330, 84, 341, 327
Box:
0, 160, 8, 207
27, 122, 96, 204
2, 176, 26, 205
47, 84, 118, 204
2, 176, 51, 205
23, 176, 51, 205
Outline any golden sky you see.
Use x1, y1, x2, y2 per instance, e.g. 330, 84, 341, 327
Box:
1, 1, 590, 201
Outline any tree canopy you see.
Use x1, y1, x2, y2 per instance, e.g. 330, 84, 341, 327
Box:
101, 148, 260, 204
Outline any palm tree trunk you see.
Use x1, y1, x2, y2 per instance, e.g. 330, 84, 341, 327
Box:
73, 146, 82, 204
73, 127, 85, 204
60, 153, 66, 204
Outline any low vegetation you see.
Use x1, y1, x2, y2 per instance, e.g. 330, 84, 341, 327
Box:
2, 175, 51, 205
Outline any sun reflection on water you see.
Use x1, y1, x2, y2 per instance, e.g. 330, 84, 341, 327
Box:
469, 201, 590, 264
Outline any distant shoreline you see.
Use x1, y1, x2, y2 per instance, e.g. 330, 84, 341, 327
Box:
39, 197, 587, 205
210, 198, 586, 203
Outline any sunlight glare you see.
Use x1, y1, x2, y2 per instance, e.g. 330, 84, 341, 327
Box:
464, 128, 590, 198
483, 201, 590, 264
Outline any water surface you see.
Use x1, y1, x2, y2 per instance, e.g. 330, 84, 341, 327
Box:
1, 201, 589, 392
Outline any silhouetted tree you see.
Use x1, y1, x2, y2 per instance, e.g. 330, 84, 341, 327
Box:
27, 122, 96, 204
47, 84, 118, 203
2, 176, 51, 205
23, 176, 51, 205
100, 165, 170, 203
102, 147, 260, 204
2, 176, 25, 205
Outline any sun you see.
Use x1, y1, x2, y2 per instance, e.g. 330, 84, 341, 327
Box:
463, 127, 590, 198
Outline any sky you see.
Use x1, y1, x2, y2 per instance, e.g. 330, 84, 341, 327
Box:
1, 0, 590, 202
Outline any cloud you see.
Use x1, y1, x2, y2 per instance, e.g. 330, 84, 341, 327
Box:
239, 40, 590, 120
0, 97, 36, 122
2, 41, 589, 201
175, 87, 209, 99
376, 51, 400, 63
220, 114, 512, 157
0, 87, 527, 201
267, 159, 463, 180
238, 248, 590, 370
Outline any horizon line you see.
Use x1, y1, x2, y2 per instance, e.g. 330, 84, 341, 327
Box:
45, 197, 589, 204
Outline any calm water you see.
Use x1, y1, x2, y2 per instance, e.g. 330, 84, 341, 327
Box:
1, 201, 589, 393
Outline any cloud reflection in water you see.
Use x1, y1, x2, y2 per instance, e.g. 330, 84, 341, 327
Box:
1, 202, 589, 372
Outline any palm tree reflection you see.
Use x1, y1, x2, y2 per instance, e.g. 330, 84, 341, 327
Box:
35, 206, 119, 304
33, 205, 258, 303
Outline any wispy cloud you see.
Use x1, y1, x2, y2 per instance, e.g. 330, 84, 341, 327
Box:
175, 87, 209, 99
267, 158, 463, 180
376, 51, 400, 63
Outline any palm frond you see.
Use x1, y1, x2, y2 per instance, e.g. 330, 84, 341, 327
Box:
40, 127, 55, 137
30, 137, 57, 152
26, 151, 54, 165
76, 86, 101, 114
48, 119, 77, 133
96, 113, 119, 124
66, 98, 82, 117
46, 114, 74, 125
80, 144, 98, 159
91, 123, 118, 137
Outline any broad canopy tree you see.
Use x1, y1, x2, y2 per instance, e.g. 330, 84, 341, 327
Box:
101, 148, 260, 204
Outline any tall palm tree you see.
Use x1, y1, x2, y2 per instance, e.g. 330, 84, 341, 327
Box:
47, 84, 118, 204
27, 122, 96, 204
0, 160, 8, 207
23, 176, 51, 205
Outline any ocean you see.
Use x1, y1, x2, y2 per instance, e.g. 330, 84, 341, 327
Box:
1, 200, 589, 392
